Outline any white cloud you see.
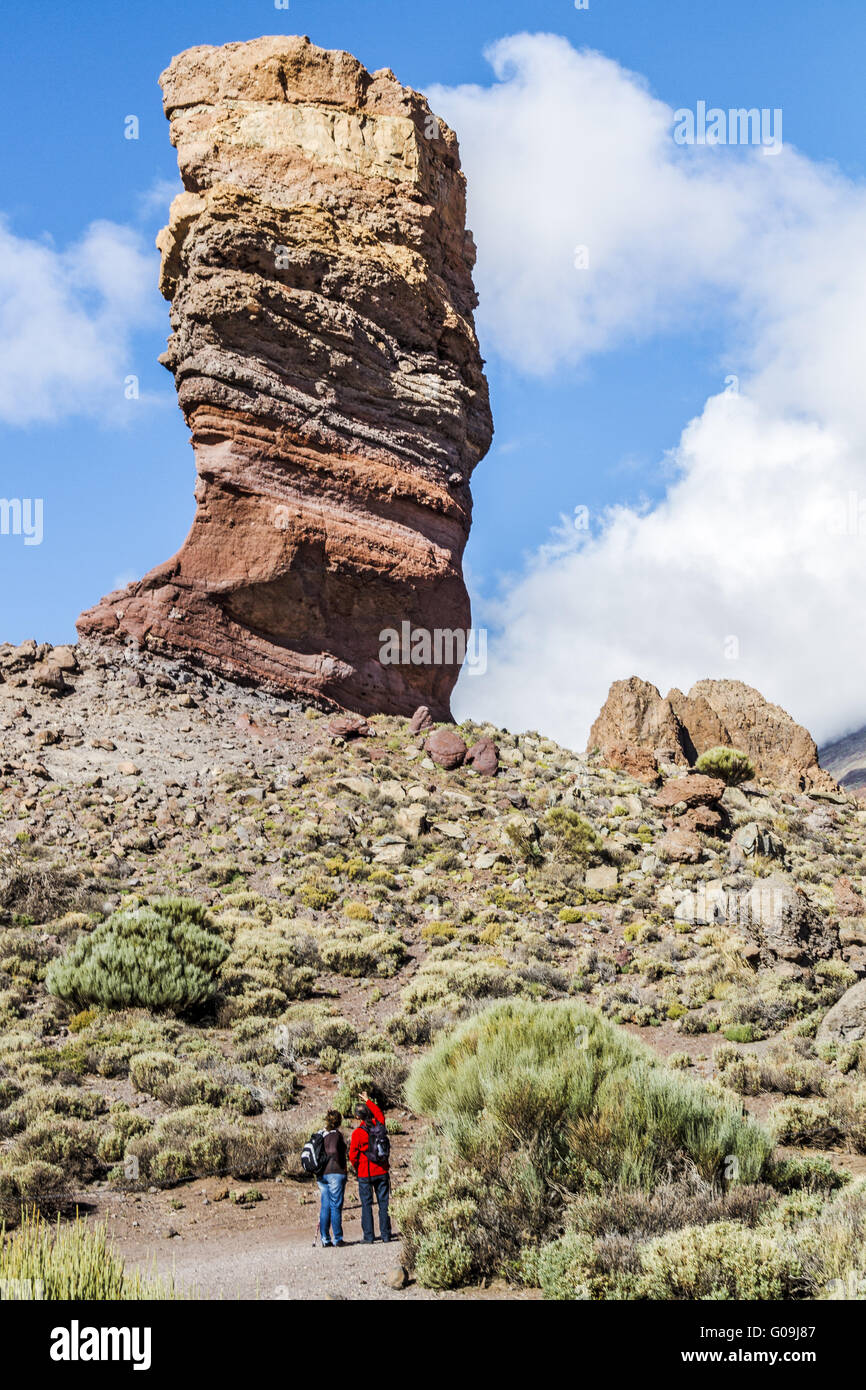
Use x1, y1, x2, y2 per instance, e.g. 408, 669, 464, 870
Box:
431, 35, 866, 747
0, 218, 159, 426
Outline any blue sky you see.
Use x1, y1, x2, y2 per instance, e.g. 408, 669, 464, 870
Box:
2, 1, 865, 746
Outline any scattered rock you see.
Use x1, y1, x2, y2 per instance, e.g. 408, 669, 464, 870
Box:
585, 866, 618, 890
816, 979, 866, 1043
425, 728, 468, 771
465, 737, 499, 777
654, 775, 726, 810
658, 829, 703, 863
409, 707, 433, 736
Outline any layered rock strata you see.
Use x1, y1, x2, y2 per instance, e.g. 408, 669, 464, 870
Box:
78, 36, 492, 718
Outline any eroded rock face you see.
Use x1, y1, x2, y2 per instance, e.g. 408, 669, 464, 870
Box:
587, 678, 690, 766
77, 36, 493, 719
590, 676, 836, 793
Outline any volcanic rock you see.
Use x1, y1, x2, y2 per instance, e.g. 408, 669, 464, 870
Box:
77, 36, 493, 720
465, 737, 499, 777
590, 676, 835, 792
657, 829, 702, 863
425, 728, 467, 770
816, 979, 866, 1043
653, 775, 726, 810
604, 741, 660, 785
679, 804, 725, 835
588, 678, 689, 766
742, 876, 839, 965
409, 707, 433, 736
328, 715, 370, 740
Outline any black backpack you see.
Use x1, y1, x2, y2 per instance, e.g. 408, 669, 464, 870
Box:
301, 1130, 326, 1176
366, 1120, 390, 1170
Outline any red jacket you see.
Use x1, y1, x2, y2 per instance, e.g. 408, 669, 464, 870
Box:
349, 1099, 388, 1178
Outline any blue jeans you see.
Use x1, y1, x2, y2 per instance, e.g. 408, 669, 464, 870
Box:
317, 1173, 347, 1245
358, 1175, 391, 1243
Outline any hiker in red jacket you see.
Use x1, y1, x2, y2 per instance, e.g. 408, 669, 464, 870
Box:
349, 1092, 392, 1244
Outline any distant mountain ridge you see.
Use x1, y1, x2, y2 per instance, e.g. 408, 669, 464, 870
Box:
820, 726, 866, 797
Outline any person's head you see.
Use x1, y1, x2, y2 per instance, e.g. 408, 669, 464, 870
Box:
325, 1109, 342, 1131
354, 1103, 372, 1125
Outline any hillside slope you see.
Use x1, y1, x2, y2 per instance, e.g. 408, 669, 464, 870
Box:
2, 637, 866, 1298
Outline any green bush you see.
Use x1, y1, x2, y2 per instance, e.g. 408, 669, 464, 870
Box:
0, 1161, 68, 1228
544, 810, 603, 863
398, 1000, 773, 1288
637, 1221, 801, 1299
0, 1209, 178, 1299
45, 902, 229, 1015
125, 1105, 295, 1187
319, 932, 406, 979
694, 747, 756, 786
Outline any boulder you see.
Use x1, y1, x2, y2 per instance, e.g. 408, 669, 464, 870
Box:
732, 821, 784, 859
816, 979, 866, 1044
425, 728, 467, 771
604, 741, 660, 785
585, 866, 618, 890
465, 737, 499, 777
409, 707, 434, 736
680, 804, 726, 835
328, 715, 370, 740
654, 775, 726, 809
741, 876, 839, 965
658, 829, 703, 863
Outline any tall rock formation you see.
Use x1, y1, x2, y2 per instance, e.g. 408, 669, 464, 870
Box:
78, 36, 492, 718
589, 676, 837, 793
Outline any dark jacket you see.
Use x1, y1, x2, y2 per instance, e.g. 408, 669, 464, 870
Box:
349, 1099, 388, 1179
322, 1129, 347, 1176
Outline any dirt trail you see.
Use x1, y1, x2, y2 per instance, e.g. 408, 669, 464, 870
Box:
80, 1178, 534, 1301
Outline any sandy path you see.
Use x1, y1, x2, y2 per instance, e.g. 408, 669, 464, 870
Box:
78, 1178, 536, 1302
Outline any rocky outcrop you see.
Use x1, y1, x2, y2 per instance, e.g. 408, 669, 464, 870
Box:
77, 36, 492, 719
587, 678, 690, 765
589, 676, 836, 793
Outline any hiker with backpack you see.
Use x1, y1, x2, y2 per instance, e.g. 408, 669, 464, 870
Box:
349, 1092, 391, 1244
302, 1109, 348, 1247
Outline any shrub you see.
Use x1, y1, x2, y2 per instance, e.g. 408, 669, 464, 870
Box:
0, 1161, 68, 1228
335, 1052, 409, 1113
8, 1118, 100, 1182
399, 1001, 773, 1288
45, 903, 229, 1015
694, 747, 756, 786
0, 1209, 178, 1299
638, 1221, 801, 1299
767, 1155, 848, 1195
543, 810, 603, 863
125, 1106, 296, 1187
319, 932, 406, 979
